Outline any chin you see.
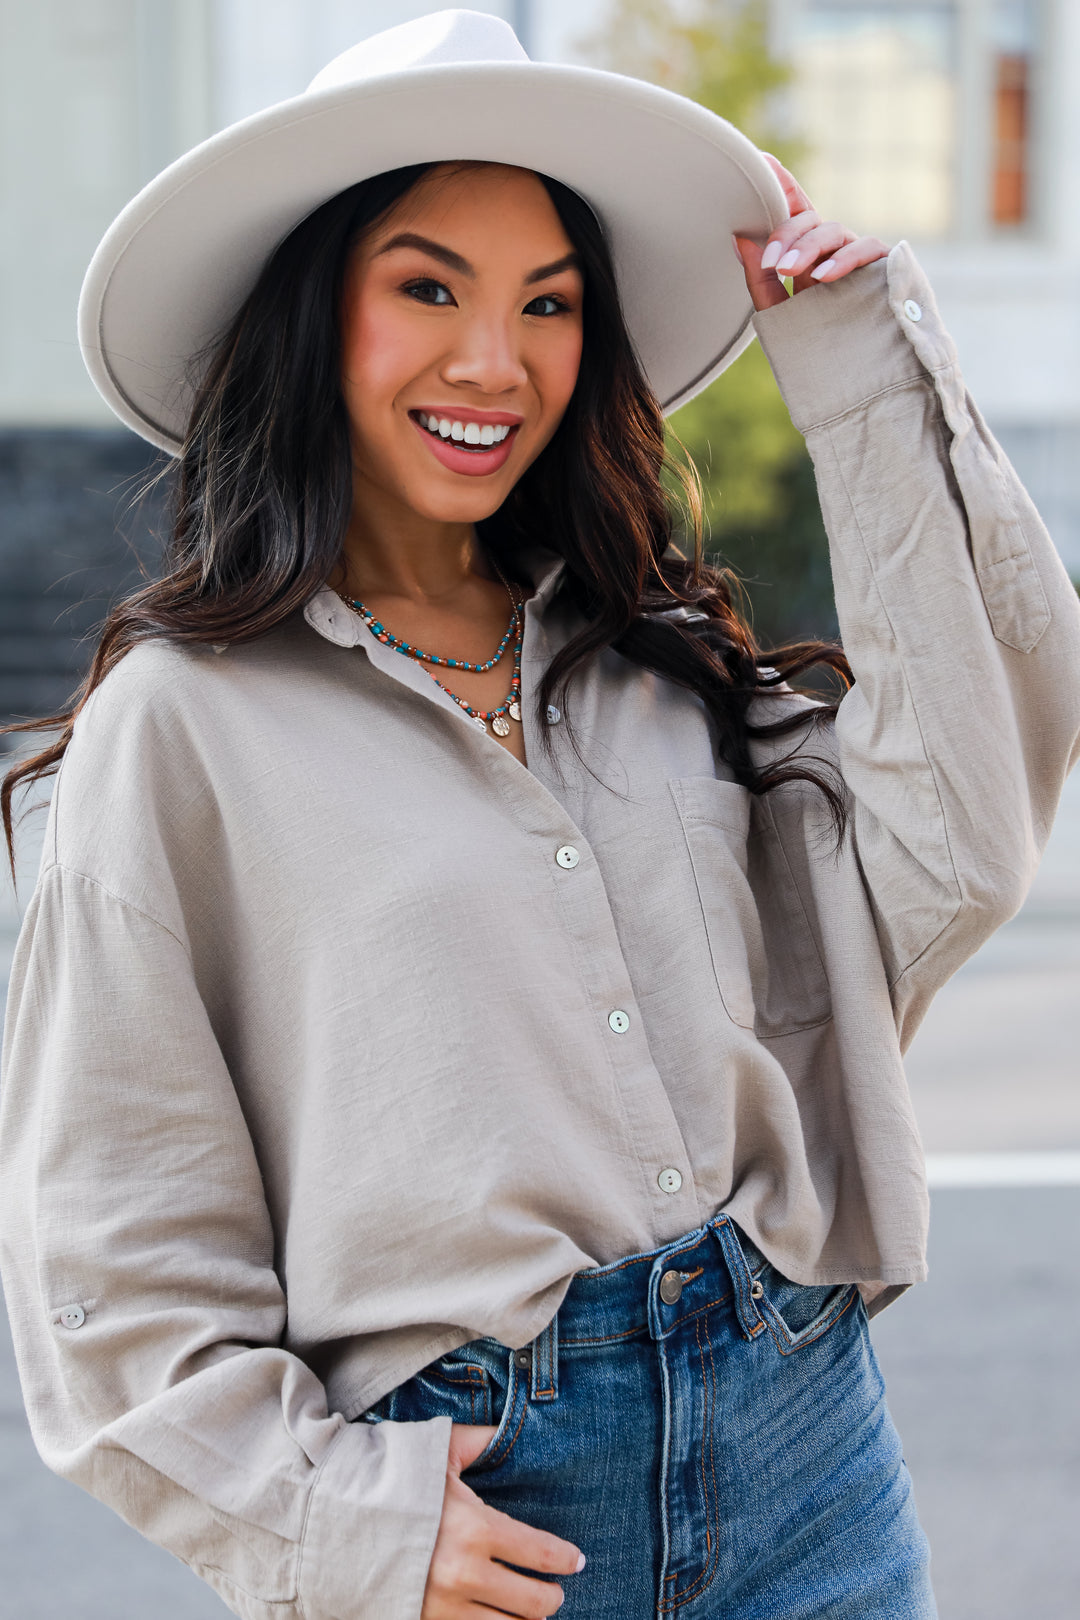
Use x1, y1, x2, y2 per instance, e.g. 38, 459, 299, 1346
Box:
409, 484, 514, 525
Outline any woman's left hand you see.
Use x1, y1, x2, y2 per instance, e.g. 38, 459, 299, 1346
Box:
734, 154, 889, 313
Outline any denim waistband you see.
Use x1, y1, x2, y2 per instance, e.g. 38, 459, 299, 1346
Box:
520, 1214, 768, 1404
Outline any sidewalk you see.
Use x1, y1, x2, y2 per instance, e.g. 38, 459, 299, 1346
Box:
903, 763, 1080, 1152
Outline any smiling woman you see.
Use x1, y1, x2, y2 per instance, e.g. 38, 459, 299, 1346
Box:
1, 11, 1078, 1620
340, 170, 582, 498
330, 168, 579, 754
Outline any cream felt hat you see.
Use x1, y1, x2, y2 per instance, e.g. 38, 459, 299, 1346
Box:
78, 8, 788, 455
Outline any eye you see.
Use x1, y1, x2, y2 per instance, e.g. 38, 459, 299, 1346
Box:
404, 278, 455, 306
523, 293, 569, 317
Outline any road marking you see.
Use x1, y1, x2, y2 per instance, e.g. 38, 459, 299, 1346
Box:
926, 1152, 1080, 1188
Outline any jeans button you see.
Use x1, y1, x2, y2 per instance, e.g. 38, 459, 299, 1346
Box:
514, 1348, 532, 1370
750, 1279, 765, 1300
659, 1270, 684, 1305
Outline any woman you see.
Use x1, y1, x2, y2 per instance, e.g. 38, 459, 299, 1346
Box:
1, 12, 1078, 1620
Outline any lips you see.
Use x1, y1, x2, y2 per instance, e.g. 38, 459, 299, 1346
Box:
409, 409, 521, 477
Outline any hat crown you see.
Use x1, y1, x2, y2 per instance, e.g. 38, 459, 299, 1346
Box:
307, 10, 528, 94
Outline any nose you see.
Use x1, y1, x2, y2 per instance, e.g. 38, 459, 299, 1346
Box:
441, 310, 528, 397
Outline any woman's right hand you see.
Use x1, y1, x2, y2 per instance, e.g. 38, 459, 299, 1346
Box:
420, 1423, 585, 1618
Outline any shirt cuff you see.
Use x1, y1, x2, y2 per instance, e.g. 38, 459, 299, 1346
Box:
751, 240, 953, 435
298, 1413, 452, 1619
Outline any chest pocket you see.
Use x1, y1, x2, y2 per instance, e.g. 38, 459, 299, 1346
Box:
670, 777, 832, 1037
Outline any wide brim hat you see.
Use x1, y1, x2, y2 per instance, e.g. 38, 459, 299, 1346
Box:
79, 8, 788, 455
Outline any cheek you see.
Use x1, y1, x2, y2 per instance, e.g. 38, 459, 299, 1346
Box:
539, 325, 584, 424
340, 301, 427, 435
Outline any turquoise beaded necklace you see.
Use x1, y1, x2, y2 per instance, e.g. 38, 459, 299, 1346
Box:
335, 566, 524, 738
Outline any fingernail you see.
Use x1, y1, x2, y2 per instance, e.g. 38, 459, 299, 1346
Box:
776, 250, 800, 272
575, 1553, 587, 1572
810, 259, 837, 280
760, 240, 782, 271
732, 238, 743, 265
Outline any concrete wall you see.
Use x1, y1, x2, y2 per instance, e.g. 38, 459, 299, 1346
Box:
0, 1, 210, 742
0, 0, 214, 429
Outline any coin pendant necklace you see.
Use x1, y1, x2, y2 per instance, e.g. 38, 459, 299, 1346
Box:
334, 562, 524, 737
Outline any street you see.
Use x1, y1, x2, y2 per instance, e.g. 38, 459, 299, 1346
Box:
1, 766, 1077, 1617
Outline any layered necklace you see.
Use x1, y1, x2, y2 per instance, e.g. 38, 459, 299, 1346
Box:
335, 561, 524, 738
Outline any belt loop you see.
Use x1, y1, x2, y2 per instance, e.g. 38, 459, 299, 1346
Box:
530, 1313, 558, 1402
713, 1217, 766, 1341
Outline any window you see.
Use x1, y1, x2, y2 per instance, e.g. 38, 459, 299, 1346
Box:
990, 1, 1035, 226
793, 3, 957, 239
788, 0, 1042, 240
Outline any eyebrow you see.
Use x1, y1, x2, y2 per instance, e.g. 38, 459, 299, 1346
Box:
375, 232, 581, 286
524, 252, 580, 285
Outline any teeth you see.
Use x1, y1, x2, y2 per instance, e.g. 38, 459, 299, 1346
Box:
418, 413, 514, 447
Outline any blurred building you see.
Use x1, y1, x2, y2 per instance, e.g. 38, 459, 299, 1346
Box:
1, 0, 1076, 734
770, 0, 1079, 575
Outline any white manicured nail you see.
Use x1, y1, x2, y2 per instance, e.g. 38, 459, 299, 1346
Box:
776, 250, 800, 272
760, 240, 782, 271
811, 259, 837, 280
732, 238, 743, 265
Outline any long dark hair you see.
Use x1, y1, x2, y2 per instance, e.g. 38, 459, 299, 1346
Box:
2, 160, 848, 875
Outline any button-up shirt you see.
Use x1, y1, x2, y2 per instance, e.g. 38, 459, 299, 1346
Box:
2, 243, 1078, 1620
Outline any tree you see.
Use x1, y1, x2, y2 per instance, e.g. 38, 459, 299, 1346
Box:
585, 0, 837, 645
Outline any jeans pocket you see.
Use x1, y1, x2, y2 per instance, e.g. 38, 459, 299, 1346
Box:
753, 1262, 858, 1354
461, 1343, 528, 1475
365, 1341, 500, 1428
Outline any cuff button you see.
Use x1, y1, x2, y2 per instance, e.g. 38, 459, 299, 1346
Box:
58, 1305, 85, 1329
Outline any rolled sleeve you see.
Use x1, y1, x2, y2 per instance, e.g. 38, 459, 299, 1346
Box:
0, 862, 450, 1619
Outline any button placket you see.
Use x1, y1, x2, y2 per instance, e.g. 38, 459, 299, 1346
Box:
524, 745, 695, 1223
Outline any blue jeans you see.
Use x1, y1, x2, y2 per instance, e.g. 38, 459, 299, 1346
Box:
363, 1213, 936, 1617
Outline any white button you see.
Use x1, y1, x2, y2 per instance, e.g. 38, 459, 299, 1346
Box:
555, 845, 580, 869
58, 1305, 85, 1329
546, 705, 562, 724
608, 1009, 630, 1034
657, 1167, 683, 1194
903, 299, 923, 322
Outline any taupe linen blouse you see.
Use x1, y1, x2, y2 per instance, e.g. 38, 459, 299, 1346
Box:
2, 243, 1079, 1620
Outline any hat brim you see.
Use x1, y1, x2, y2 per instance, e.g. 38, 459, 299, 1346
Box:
78, 61, 789, 454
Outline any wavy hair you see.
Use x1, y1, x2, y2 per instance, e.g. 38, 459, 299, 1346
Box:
2, 161, 848, 875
